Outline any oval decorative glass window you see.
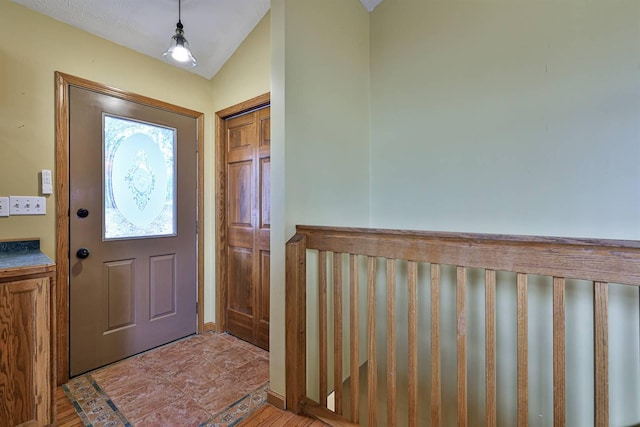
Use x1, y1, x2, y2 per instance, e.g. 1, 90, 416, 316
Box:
104, 115, 176, 240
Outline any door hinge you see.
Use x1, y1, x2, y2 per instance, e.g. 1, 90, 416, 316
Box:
196, 220, 199, 234
196, 302, 199, 314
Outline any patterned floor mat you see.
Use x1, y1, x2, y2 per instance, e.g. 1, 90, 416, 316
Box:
62, 333, 269, 426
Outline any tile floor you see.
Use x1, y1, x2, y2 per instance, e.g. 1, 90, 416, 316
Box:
70, 332, 270, 426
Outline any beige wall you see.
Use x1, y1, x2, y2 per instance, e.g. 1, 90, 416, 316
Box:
0, 2, 212, 259
270, 0, 371, 398
370, 0, 640, 240
211, 12, 271, 113
369, 1, 640, 425
206, 12, 271, 324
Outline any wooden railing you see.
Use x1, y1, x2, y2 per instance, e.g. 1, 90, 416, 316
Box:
285, 226, 640, 426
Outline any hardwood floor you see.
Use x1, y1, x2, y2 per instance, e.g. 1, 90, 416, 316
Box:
238, 405, 328, 426
55, 387, 83, 427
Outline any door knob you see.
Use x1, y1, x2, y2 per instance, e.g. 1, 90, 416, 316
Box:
77, 208, 89, 218
76, 248, 90, 259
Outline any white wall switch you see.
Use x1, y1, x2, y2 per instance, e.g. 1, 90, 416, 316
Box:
0, 197, 9, 217
42, 169, 53, 195
33, 197, 46, 214
9, 196, 46, 215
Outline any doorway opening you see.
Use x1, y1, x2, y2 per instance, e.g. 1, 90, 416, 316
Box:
215, 93, 270, 350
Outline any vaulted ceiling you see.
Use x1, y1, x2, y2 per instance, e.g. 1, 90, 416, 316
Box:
12, 0, 384, 80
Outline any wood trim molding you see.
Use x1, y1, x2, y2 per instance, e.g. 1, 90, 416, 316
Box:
217, 93, 271, 119
54, 71, 205, 385
54, 72, 70, 385
267, 389, 286, 410
203, 322, 217, 332
214, 93, 270, 334
197, 108, 205, 335
214, 113, 226, 333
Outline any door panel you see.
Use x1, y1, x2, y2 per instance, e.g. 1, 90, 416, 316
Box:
229, 123, 254, 150
228, 248, 254, 315
260, 115, 270, 147
102, 259, 135, 331
228, 161, 254, 226
224, 106, 270, 350
149, 254, 177, 319
257, 250, 270, 348
69, 86, 197, 376
260, 159, 270, 229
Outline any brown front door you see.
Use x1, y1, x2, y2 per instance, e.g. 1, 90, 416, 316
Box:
224, 106, 270, 350
69, 86, 198, 376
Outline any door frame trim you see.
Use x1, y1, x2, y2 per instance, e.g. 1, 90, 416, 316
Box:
54, 72, 205, 384
214, 93, 270, 333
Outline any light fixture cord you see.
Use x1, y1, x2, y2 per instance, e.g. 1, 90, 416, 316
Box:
177, 0, 183, 29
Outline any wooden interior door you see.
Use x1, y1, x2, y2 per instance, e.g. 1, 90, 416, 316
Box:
224, 106, 270, 350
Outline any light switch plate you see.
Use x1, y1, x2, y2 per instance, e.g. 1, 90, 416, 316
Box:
9, 196, 46, 215
0, 197, 9, 217
42, 169, 53, 195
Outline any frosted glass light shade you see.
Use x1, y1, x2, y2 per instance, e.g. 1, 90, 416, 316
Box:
162, 26, 197, 67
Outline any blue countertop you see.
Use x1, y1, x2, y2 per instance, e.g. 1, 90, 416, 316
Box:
0, 240, 54, 270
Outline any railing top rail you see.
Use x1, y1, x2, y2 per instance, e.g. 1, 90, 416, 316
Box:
292, 225, 640, 286
295, 225, 640, 250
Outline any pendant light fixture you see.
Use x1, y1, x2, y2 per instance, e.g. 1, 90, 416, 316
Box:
162, 0, 197, 67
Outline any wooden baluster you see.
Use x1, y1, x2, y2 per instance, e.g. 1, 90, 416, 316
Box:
594, 282, 609, 427
485, 270, 497, 427
408, 261, 418, 427
457, 266, 467, 427
517, 273, 528, 426
319, 251, 328, 407
349, 254, 360, 423
285, 234, 307, 414
553, 277, 566, 427
334, 252, 343, 415
431, 263, 442, 427
367, 257, 377, 427
387, 259, 397, 427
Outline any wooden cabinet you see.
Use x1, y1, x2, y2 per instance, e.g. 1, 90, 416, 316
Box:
0, 264, 56, 427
